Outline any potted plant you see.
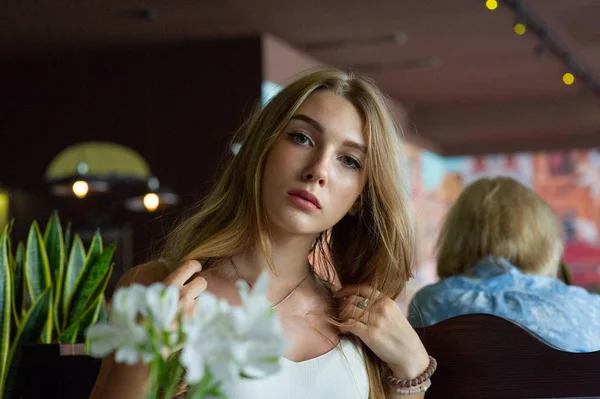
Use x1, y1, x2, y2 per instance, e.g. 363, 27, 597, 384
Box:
0, 211, 115, 399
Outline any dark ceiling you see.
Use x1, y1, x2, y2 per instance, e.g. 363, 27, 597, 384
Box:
2, 0, 600, 155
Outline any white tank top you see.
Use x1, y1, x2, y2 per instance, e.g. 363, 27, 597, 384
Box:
156, 259, 369, 398
219, 338, 369, 398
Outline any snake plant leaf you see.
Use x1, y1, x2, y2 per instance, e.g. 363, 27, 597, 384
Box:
24, 221, 52, 302
86, 230, 103, 266
59, 295, 102, 344
44, 212, 65, 324
83, 295, 107, 354
82, 264, 112, 315
24, 221, 53, 343
61, 234, 86, 328
63, 263, 112, 337
1, 288, 51, 399
64, 221, 72, 259
63, 229, 103, 326
97, 295, 107, 323
12, 242, 24, 324
67, 243, 115, 327
0, 228, 12, 396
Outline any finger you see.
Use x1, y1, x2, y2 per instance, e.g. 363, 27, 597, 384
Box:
181, 299, 198, 321
334, 284, 378, 300
163, 260, 203, 287
180, 276, 208, 301
344, 295, 370, 307
339, 300, 365, 321
339, 318, 369, 339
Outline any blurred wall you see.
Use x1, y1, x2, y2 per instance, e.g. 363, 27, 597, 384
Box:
0, 36, 263, 273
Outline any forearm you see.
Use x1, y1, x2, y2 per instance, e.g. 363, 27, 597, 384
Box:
89, 357, 151, 399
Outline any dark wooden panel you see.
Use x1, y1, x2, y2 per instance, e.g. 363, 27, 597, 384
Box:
415, 314, 600, 399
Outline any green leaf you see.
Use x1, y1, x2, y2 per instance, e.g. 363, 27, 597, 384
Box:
97, 295, 107, 323
24, 221, 52, 302
64, 221, 73, 258
0, 228, 12, 396
2, 288, 51, 399
44, 212, 65, 337
44, 212, 64, 291
11, 242, 24, 325
161, 355, 184, 399
23, 222, 53, 343
85, 230, 103, 267
67, 243, 115, 326
59, 295, 102, 344
83, 265, 112, 317
61, 235, 85, 327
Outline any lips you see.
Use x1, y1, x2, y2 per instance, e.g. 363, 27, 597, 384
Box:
288, 189, 321, 210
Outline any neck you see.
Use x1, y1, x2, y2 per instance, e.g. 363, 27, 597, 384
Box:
230, 232, 318, 293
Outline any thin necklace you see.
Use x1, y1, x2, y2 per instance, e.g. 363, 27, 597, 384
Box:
230, 258, 311, 309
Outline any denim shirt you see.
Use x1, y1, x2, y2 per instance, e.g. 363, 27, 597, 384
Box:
407, 256, 600, 353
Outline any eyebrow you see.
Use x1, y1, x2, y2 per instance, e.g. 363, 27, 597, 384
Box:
290, 114, 368, 155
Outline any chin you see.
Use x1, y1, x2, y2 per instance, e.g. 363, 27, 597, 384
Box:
268, 210, 327, 237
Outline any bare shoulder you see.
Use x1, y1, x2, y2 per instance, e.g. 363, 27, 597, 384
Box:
117, 262, 170, 288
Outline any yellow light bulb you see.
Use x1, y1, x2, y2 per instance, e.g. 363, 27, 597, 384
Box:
143, 193, 160, 212
486, 0, 498, 10
72, 180, 89, 198
514, 23, 526, 35
563, 73, 575, 85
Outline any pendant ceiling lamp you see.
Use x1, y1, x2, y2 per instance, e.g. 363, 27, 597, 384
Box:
45, 141, 179, 212
45, 141, 151, 198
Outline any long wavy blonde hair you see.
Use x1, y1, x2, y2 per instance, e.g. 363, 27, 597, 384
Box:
159, 67, 415, 398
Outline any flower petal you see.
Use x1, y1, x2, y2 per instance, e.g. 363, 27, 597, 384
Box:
85, 324, 121, 357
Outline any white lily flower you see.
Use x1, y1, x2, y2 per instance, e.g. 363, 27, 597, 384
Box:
142, 283, 180, 332
87, 271, 288, 394
181, 272, 288, 385
86, 284, 154, 364
181, 291, 231, 384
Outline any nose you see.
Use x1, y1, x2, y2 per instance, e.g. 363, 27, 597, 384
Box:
301, 152, 329, 187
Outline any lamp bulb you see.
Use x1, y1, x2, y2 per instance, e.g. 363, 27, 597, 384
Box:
72, 180, 89, 198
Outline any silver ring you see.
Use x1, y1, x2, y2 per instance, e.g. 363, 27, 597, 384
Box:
357, 298, 369, 309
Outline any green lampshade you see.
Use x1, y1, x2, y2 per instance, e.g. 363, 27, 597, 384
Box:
45, 141, 151, 182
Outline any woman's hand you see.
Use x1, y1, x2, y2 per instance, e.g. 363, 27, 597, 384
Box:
335, 284, 429, 380
162, 260, 208, 322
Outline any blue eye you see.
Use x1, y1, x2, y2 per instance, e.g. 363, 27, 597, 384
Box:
341, 156, 362, 170
288, 132, 312, 146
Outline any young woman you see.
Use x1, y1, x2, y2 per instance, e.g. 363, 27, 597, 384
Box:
90, 67, 433, 399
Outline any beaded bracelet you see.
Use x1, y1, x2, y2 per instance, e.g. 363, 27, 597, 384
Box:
393, 379, 431, 396
386, 356, 438, 388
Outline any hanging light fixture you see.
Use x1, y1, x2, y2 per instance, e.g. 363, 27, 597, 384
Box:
45, 141, 151, 197
124, 176, 179, 212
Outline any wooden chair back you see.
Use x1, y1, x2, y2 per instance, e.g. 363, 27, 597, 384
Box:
414, 314, 600, 398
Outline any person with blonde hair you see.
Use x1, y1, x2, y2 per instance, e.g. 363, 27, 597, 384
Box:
89, 67, 435, 399
408, 176, 600, 352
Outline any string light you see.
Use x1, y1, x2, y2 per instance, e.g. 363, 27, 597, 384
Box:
514, 23, 526, 35
72, 180, 89, 198
486, 0, 498, 10
499, 0, 600, 96
563, 73, 575, 86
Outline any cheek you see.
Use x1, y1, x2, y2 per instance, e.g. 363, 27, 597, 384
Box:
266, 145, 292, 170
262, 142, 296, 188
330, 170, 365, 207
